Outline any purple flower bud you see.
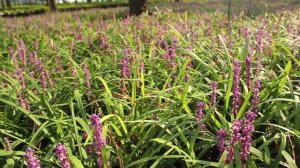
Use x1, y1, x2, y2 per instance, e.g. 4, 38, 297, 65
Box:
36, 60, 43, 73
167, 47, 176, 68
83, 61, 92, 96
121, 49, 131, 78
225, 120, 243, 164
24, 98, 31, 111
251, 80, 262, 113
55, 143, 71, 168
139, 61, 144, 73
24, 148, 40, 168
54, 56, 63, 72
18, 39, 26, 66
45, 69, 54, 87
232, 60, 241, 115
196, 102, 204, 123
246, 56, 252, 89
217, 128, 226, 153
256, 28, 264, 54
28, 52, 35, 66
90, 114, 106, 168
37, 60, 47, 92
211, 81, 218, 105
18, 70, 26, 89
18, 92, 26, 109
240, 111, 256, 164
9, 47, 19, 70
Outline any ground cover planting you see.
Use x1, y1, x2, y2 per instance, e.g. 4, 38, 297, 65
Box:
0, 7, 300, 168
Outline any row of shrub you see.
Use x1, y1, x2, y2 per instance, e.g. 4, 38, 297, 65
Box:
0, 1, 128, 17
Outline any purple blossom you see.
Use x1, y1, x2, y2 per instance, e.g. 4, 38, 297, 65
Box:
251, 80, 262, 113
54, 56, 63, 72
121, 49, 131, 78
18, 70, 26, 89
240, 111, 256, 164
139, 61, 144, 73
256, 28, 264, 54
18, 92, 26, 109
45, 69, 54, 87
211, 81, 218, 105
196, 101, 204, 123
9, 47, 19, 70
167, 47, 176, 68
246, 56, 252, 89
37, 60, 47, 92
28, 52, 35, 66
24, 148, 40, 168
18, 39, 26, 66
24, 98, 31, 111
217, 128, 226, 153
225, 120, 243, 164
55, 143, 71, 168
83, 61, 92, 96
90, 114, 106, 168
232, 60, 241, 115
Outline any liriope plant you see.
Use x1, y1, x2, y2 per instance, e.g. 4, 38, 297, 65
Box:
0, 7, 299, 168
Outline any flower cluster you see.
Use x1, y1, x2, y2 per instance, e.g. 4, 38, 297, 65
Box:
83, 61, 92, 96
232, 60, 241, 115
196, 101, 204, 123
217, 128, 226, 153
246, 56, 252, 89
240, 112, 256, 163
225, 120, 243, 164
55, 143, 71, 168
210, 80, 218, 105
121, 49, 131, 78
90, 114, 106, 168
24, 148, 40, 168
224, 111, 256, 165
251, 80, 262, 113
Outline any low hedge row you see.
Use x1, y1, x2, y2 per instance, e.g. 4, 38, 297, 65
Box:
0, 1, 128, 17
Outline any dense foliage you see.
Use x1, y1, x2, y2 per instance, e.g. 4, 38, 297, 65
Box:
0, 8, 299, 168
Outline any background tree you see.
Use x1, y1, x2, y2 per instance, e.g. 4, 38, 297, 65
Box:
1, 0, 5, 10
5, 0, 10, 8
129, 0, 146, 16
49, 0, 56, 11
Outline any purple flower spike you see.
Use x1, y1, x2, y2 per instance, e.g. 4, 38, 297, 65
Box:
90, 114, 106, 168
18, 92, 26, 109
18, 70, 26, 89
24, 148, 40, 168
83, 61, 92, 96
139, 61, 144, 73
225, 120, 243, 164
196, 101, 204, 123
167, 47, 176, 68
240, 111, 256, 164
210, 81, 218, 105
217, 128, 226, 153
246, 56, 252, 89
251, 80, 262, 113
121, 49, 131, 78
256, 28, 264, 54
9, 47, 19, 70
55, 143, 71, 168
232, 60, 241, 115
